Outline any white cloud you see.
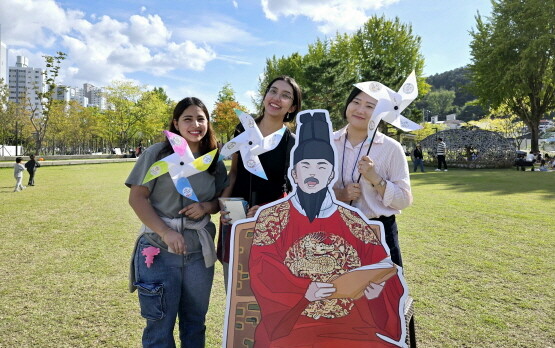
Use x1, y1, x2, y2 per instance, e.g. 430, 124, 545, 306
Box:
1, 0, 217, 89
233, 1, 239, 9
260, 0, 400, 33
0, 0, 82, 47
152, 42, 216, 73
174, 19, 260, 45
127, 14, 171, 47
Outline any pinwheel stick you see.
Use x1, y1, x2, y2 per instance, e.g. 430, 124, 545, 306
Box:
349, 127, 379, 206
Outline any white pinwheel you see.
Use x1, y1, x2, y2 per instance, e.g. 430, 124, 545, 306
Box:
220, 109, 286, 179
354, 71, 422, 134
142, 130, 217, 201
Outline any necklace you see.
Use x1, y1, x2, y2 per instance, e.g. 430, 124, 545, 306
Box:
341, 131, 367, 188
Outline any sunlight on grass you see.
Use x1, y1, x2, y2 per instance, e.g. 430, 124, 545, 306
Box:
0, 164, 553, 347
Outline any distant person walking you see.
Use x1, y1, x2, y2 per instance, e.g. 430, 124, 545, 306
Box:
413, 144, 425, 172
13, 157, 26, 192
25, 154, 41, 186
435, 137, 448, 171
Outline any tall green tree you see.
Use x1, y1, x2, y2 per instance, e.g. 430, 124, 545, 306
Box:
423, 89, 456, 117
351, 16, 425, 88
101, 81, 144, 151
28, 52, 67, 153
303, 54, 355, 128
0, 79, 33, 152
256, 53, 305, 112
212, 83, 248, 142
135, 89, 173, 145
152, 87, 172, 105
257, 16, 429, 128
469, 0, 555, 152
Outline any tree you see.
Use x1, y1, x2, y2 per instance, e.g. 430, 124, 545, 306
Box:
412, 122, 449, 143
458, 103, 486, 122
213, 100, 248, 142
135, 89, 173, 145
473, 104, 528, 150
212, 83, 248, 142
469, 0, 555, 152
351, 16, 426, 92
256, 53, 305, 112
101, 81, 144, 151
303, 54, 355, 128
426, 67, 479, 107
422, 89, 456, 117
152, 87, 172, 105
0, 79, 14, 146
27, 52, 67, 153
0, 79, 33, 153
257, 16, 429, 128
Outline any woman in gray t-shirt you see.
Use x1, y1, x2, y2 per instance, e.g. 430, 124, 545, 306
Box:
126, 97, 228, 348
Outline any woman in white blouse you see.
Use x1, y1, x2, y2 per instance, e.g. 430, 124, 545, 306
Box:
333, 86, 413, 267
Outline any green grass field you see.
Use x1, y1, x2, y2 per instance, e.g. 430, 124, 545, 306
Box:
0, 163, 553, 347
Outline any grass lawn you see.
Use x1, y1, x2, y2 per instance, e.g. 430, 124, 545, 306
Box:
0, 163, 553, 347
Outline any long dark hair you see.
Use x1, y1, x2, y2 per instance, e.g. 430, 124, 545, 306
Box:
259, 75, 302, 123
342, 86, 363, 120
160, 97, 219, 174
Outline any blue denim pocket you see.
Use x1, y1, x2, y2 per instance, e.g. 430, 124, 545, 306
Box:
135, 282, 165, 321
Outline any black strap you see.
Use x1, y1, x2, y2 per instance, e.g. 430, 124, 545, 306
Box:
283, 129, 293, 194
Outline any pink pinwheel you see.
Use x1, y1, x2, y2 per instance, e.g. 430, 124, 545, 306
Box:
142, 130, 217, 201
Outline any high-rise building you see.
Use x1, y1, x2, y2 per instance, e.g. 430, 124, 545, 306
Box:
71, 87, 88, 107
53, 85, 89, 107
8, 56, 45, 117
83, 83, 106, 110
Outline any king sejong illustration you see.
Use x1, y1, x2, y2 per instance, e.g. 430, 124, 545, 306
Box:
223, 110, 410, 348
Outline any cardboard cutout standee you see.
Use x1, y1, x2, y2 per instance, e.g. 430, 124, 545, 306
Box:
223, 110, 409, 348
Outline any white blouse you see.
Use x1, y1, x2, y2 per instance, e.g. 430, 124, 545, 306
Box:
333, 127, 413, 219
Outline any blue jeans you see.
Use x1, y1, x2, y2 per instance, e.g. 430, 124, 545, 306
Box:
134, 236, 214, 348
413, 158, 425, 172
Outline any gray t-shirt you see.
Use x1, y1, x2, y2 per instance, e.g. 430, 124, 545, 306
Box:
126, 142, 229, 253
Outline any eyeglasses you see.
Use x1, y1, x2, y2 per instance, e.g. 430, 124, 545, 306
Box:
267, 88, 293, 102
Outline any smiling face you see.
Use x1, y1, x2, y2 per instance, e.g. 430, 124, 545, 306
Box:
173, 105, 208, 151
345, 92, 378, 132
263, 79, 297, 121
292, 159, 334, 194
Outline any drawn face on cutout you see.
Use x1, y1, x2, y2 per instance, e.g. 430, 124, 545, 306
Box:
292, 159, 334, 194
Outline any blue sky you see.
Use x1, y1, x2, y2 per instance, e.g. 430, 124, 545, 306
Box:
1, 0, 492, 112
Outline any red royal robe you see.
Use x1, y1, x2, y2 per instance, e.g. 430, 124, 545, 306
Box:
249, 199, 406, 348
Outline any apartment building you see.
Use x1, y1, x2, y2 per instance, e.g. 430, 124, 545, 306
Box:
8, 56, 45, 117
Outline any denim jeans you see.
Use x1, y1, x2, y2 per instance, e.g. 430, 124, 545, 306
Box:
134, 235, 214, 348
413, 158, 425, 172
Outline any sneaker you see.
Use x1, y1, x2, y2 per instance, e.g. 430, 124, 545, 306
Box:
444, 169, 448, 172
435, 169, 441, 171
